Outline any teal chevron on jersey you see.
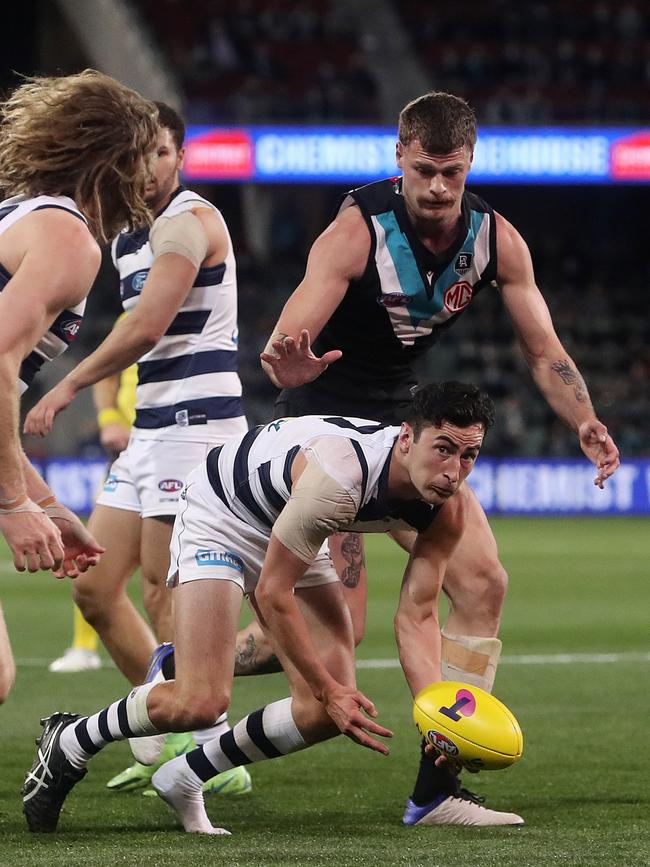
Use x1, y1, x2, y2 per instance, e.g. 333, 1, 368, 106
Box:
375, 211, 441, 325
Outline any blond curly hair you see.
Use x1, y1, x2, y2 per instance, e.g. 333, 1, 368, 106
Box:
0, 70, 159, 242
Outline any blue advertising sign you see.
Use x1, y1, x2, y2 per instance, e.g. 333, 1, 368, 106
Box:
32, 457, 650, 517
183, 125, 650, 185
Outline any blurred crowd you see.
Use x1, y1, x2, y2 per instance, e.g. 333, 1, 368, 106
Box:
399, 0, 650, 123
134, 0, 380, 122
134, 0, 650, 124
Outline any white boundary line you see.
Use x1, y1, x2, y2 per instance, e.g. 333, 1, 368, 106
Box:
14, 651, 650, 669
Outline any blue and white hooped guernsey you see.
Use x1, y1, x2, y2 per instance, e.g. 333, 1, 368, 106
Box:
205, 415, 442, 538
112, 187, 245, 441
0, 194, 87, 394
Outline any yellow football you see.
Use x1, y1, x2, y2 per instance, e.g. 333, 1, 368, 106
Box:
413, 681, 523, 771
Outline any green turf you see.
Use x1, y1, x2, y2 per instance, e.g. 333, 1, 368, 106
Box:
0, 518, 648, 866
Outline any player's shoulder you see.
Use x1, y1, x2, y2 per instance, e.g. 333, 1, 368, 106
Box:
318, 205, 370, 258
20, 205, 99, 264
493, 210, 529, 259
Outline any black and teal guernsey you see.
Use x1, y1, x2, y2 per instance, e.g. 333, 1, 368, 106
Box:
276, 178, 497, 423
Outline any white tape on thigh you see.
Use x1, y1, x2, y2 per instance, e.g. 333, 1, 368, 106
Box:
441, 628, 502, 693
125, 681, 160, 735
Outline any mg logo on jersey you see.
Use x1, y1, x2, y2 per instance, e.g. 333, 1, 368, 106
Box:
61, 318, 81, 340
195, 549, 244, 571
444, 281, 473, 313
158, 479, 183, 493
427, 730, 460, 757
454, 252, 473, 275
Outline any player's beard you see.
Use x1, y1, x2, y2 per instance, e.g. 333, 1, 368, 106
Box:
145, 168, 178, 212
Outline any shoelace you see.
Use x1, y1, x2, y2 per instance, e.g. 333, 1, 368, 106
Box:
457, 787, 486, 805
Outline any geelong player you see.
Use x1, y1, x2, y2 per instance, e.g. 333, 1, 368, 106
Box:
254, 91, 620, 824
22, 381, 526, 834
0, 70, 158, 701
24, 103, 251, 796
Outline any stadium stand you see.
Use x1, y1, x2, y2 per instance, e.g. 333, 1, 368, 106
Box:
132, 0, 380, 121
397, 0, 650, 123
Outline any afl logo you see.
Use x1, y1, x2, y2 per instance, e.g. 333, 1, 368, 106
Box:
444, 281, 473, 313
132, 271, 148, 293
158, 479, 183, 493
61, 319, 81, 340
427, 730, 460, 757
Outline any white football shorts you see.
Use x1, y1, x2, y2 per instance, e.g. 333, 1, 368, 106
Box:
96, 429, 245, 519
167, 462, 339, 595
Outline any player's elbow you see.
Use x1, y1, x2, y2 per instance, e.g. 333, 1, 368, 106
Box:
254, 582, 283, 616
126, 320, 166, 354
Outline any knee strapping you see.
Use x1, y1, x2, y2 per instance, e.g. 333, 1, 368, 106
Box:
441, 628, 502, 693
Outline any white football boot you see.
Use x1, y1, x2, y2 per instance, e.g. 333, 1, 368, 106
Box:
403, 791, 524, 826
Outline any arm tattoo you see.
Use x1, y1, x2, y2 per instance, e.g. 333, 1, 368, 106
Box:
550, 359, 588, 403
335, 531, 365, 588
234, 632, 283, 676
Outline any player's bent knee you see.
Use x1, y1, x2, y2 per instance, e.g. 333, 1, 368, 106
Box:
449, 561, 508, 622
174, 691, 230, 731
72, 580, 116, 626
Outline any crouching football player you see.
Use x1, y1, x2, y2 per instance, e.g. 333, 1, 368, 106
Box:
22, 381, 523, 833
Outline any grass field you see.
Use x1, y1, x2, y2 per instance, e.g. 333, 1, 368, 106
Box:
0, 517, 648, 866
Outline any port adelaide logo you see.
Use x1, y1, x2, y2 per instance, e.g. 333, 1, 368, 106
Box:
454, 252, 473, 275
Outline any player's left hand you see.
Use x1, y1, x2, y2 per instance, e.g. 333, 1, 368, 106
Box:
260, 329, 342, 388
578, 419, 620, 488
45, 502, 105, 578
323, 681, 393, 755
23, 379, 77, 437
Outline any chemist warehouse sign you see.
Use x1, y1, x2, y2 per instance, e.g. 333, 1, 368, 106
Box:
183, 126, 650, 185
30, 458, 650, 516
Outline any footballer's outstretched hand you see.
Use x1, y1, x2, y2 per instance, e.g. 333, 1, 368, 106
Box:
45, 503, 105, 579
578, 419, 620, 488
323, 682, 393, 755
260, 329, 342, 389
23, 379, 77, 437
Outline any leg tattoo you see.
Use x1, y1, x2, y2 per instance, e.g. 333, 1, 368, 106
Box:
234, 632, 282, 677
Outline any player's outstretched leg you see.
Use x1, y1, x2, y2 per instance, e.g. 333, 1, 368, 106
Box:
22, 713, 87, 832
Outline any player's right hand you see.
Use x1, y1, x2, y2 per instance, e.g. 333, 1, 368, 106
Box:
260, 329, 342, 388
323, 682, 393, 755
23, 379, 77, 437
0, 504, 65, 573
100, 422, 130, 454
